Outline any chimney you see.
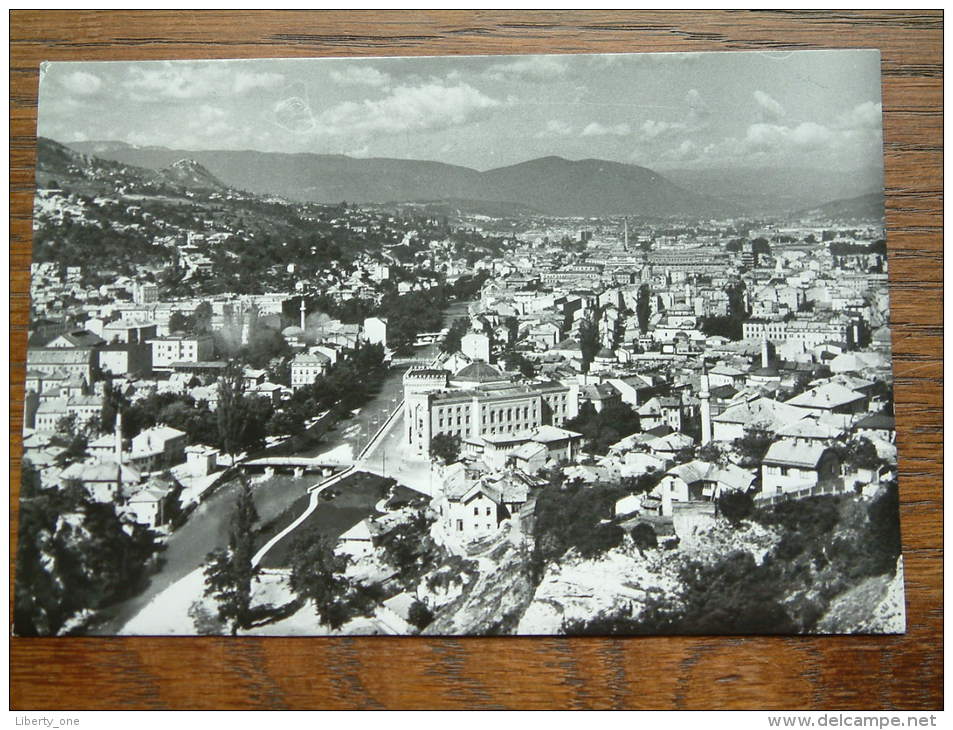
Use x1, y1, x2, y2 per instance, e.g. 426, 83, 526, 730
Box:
761, 338, 771, 369
300, 299, 306, 330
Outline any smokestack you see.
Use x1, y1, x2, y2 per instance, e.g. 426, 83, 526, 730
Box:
624, 218, 628, 251
761, 338, 771, 369
300, 299, 306, 330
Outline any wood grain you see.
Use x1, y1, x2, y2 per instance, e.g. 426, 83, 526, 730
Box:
9, 10, 942, 710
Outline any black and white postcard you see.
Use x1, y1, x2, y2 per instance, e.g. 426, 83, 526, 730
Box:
16, 50, 904, 636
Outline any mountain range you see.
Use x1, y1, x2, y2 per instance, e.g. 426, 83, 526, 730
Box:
56, 139, 884, 219
66, 140, 734, 218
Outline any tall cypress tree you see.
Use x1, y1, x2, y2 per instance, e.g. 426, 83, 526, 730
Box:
203, 475, 260, 635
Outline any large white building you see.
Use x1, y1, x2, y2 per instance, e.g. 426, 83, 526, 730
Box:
402, 363, 579, 456
147, 334, 214, 371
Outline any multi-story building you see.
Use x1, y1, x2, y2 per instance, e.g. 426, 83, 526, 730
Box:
146, 334, 214, 371
402, 365, 579, 456
290, 351, 332, 389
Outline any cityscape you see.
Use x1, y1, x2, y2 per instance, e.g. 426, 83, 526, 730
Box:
15, 50, 904, 636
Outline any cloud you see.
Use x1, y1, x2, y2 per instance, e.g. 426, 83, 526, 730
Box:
124, 62, 284, 100
581, 122, 631, 137
317, 82, 501, 136
60, 70, 103, 96
486, 55, 568, 80
639, 119, 687, 140
745, 121, 833, 152
535, 120, 573, 138
753, 90, 785, 122
835, 100, 883, 130
329, 66, 391, 88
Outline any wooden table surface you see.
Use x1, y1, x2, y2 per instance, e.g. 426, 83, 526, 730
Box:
9, 10, 942, 710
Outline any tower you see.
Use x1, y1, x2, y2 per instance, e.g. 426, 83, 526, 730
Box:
761, 338, 774, 369
699, 367, 712, 445
623, 218, 629, 251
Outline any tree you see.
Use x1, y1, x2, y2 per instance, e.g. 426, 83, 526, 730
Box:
503, 350, 536, 378
216, 362, 248, 458
14, 462, 159, 636
202, 476, 260, 635
630, 522, 658, 555
288, 531, 351, 630
578, 318, 601, 371
191, 301, 213, 334
440, 317, 469, 354
725, 280, 748, 321
635, 284, 651, 334
168, 311, 190, 334
718, 490, 754, 525
430, 433, 461, 465
407, 599, 435, 632
733, 427, 774, 468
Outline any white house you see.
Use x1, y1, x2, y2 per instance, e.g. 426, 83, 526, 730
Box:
760, 438, 842, 497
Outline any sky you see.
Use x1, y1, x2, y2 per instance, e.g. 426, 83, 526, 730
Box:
38, 49, 884, 173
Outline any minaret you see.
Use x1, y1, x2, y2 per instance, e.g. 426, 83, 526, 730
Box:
300, 299, 306, 330
114, 410, 124, 464
700, 366, 712, 445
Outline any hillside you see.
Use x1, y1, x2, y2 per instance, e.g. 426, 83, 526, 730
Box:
67, 141, 736, 218
36, 137, 230, 196
794, 191, 886, 223
661, 165, 884, 215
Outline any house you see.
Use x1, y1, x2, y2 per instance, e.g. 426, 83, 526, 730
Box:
124, 475, 178, 528
711, 396, 811, 442
362, 316, 388, 347
605, 374, 656, 407
852, 413, 896, 444
579, 382, 622, 412
528, 321, 561, 349
26, 347, 98, 385
47, 328, 106, 349
66, 394, 105, 427
707, 364, 746, 389
645, 431, 695, 459
336, 518, 378, 559
129, 425, 188, 471
760, 438, 842, 497
511, 441, 548, 474
435, 468, 536, 545
185, 444, 219, 477
102, 320, 158, 345
147, 334, 214, 371
655, 460, 756, 516
60, 460, 142, 503
34, 398, 69, 432
785, 383, 868, 417
290, 351, 331, 390
98, 342, 152, 378
461, 333, 491, 362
